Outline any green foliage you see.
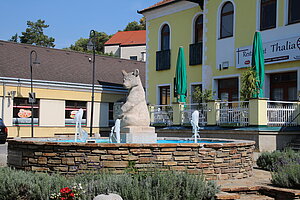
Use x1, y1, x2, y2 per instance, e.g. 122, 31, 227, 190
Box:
0, 167, 218, 200
256, 148, 300, 171
19, 19, 55, 47
271, 164, 300, 189
9, 33, 18, 42
66, 31, 111, 55
124, 17, 146, 31
240, 68, 257, 101
192, 87, 213, 109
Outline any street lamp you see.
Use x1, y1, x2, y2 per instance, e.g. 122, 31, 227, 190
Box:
29, 50, 40, 138
87, 30, 96, 137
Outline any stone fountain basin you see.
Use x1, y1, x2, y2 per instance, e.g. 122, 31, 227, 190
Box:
7, 138, 255, 180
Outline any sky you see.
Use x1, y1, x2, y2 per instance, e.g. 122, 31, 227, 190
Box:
0, 0, 159, 49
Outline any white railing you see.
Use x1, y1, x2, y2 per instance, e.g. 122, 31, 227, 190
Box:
150, 105, 173, 126
267, 101, 298, 126
217, 101, 249, 126
181, 103, 207, 126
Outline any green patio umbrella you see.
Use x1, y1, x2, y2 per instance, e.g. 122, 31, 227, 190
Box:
175, 47, 187, 103
251, 31, 265, 98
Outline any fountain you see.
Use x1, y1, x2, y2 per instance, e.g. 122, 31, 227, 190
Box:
6, 69, 255, 180
191, 110, 201, 143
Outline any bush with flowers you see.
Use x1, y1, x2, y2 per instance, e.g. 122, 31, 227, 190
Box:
50, 184, 85, 200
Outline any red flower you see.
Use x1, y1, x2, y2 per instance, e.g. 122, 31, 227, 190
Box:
70, 193, 75, 197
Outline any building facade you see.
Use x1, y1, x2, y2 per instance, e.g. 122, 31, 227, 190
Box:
104, 30, 147, 61
0, 41, 145, 138
140, 0, 300, 105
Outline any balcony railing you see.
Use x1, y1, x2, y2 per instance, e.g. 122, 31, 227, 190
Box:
181, 103, 207, 126
189, 42, 202, 66
150, 105, 173, 126
156, 49, 171, 71
267, 101, 298, 126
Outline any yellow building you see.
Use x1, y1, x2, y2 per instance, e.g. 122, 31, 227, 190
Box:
139, 0, 300, 104
0, 40, 145, 138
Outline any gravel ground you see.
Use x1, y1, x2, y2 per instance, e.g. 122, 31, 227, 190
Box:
0, 142, 7, 166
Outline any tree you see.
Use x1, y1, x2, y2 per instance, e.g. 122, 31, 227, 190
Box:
19, 19, 55, 47
240, 68, 258, 101
66, 31, 111, 55
9, 33, 18, 42
192, 87, 214, 109
124, 17, 146, 31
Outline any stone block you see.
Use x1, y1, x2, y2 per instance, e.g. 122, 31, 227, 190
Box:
62, 157, 75, 165
139, 157, 154, 163
38, 157, 47, 165
171, 166, 186, 171
197, 163, 209, 168
107, 150, 128, 155
75, 157, 85, 162
28, 158, 37, 164
43, 153, 57, 157
92, 150, 107, 154
163, 161, 177, 166
173, 151, 195, 156
161, 148, 176, 152
174, 156, 191, 161
53, 166, 68, 171
48, 159, 61, 164
32, 166, 49, 171
86, 156, 100, 162
130, 149, 152, 154
103, 161, 128, 168
156, 155, 172, 161
101, 155, 114, 160
122, 155, 139, 161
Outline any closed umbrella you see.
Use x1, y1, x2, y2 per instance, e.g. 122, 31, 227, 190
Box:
175, 47, 187, 103
251, 31, 265, 98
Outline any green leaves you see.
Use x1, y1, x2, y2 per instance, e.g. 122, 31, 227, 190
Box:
19, 19, 55, 48
240, 68, 258, 101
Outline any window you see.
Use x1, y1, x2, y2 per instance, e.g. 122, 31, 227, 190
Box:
190, 15, 203, 65
191, 84, 202, 103
270, 72, 297, 101
159, 86, 170, 105
108, 102, 114, 126
130, 56, 137, 60
161, 24, 170, 51
218, 78, 238, 101
288, 0, 300, 24
13, 98, 39, 126
260, 0, 276, 30
157, 24, 171, 70
65, 101, 87, 126
195, 15, 203, 43
220, 2, 234, 39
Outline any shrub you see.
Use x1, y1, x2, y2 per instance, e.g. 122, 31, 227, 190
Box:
271, 164, 300, 189
256, 148, 300, 171
0, 167, 219, 200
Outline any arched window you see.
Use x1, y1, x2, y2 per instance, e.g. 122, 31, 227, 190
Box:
288, 0, 300, 24
161, 24, 170, 50
260, 0, 276, 30
194, 15, 203, 43
220, 2, 234, 39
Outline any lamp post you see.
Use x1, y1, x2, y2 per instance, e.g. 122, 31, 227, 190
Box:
87, 30, 96, 137
29, 50, 40, 138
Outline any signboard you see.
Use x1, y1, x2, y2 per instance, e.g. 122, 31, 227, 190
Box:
236, 35, 300, 68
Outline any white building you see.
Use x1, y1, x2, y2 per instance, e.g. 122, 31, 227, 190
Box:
105, 30, 146, 62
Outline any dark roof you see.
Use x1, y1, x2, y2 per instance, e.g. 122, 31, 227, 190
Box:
0, 40, 145, 86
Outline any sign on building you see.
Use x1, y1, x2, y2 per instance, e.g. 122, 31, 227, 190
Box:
236, 36, 300, 68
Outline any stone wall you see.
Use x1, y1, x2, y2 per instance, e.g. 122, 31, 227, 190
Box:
7, 139, 255, 180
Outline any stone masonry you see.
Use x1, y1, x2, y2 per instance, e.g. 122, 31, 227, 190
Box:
7, 139, 255, 180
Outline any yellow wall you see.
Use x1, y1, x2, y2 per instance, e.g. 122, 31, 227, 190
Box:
146, 0, 300, 103
147, 6, 202, 104
0, 84, 125, 137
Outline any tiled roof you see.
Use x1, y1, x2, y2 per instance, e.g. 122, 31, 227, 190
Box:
104, 30, 146, 46
138, 0, 178, 13
0, 40, 145, 86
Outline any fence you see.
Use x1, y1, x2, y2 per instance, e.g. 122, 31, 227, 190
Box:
150, 105, 173, 126
217, 101, 249, 127
267, 101, 298, 126
181, 103, 207, 126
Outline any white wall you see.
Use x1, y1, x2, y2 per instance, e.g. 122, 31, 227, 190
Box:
104, 45, 120, 57
0, 97, 13, 126
120, 45, 147, 61
87, 102, 109, 128
39, 99, 65, 126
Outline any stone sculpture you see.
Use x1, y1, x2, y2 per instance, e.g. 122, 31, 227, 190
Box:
117, 69, 156, 143
119, 69, 150, 128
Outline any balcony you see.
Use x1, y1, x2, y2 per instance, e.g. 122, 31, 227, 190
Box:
156, 49, 171, 71
189, 42, 202, 65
